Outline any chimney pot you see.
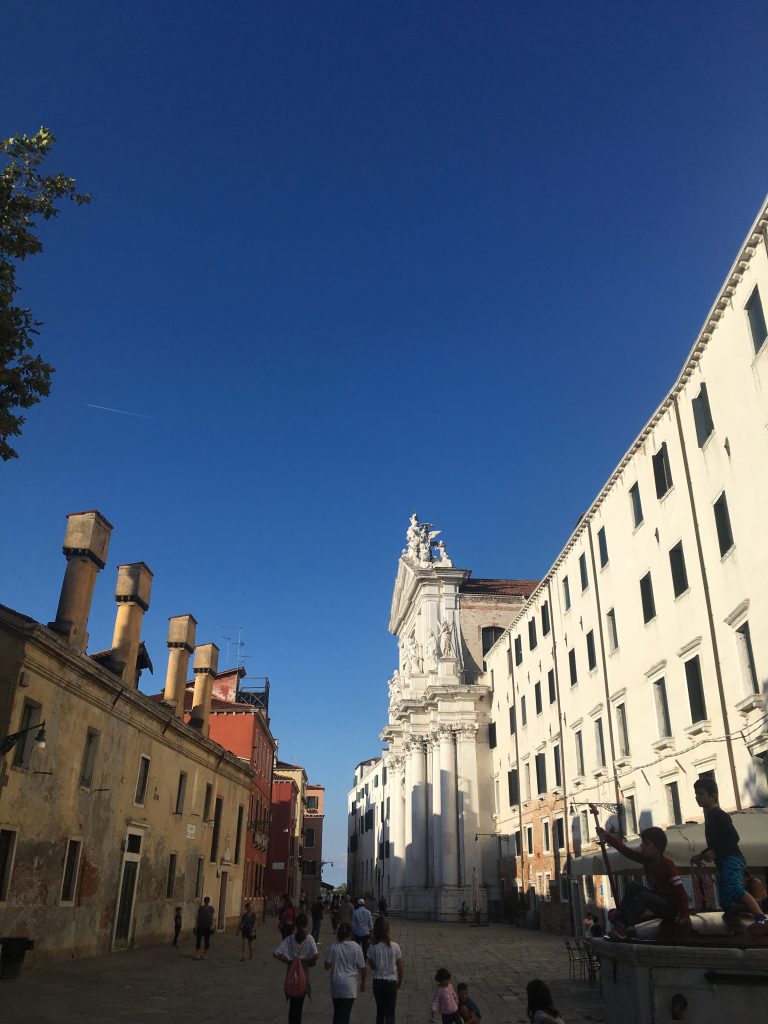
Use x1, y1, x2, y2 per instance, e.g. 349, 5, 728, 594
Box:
163, 614, 197, 715
111, 562, 153, 687
50, 510, 113, 652
191, 642, 219, 737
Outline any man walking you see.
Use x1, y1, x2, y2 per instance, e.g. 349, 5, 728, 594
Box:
352, 898, 373, 959
194, 896, 215, 959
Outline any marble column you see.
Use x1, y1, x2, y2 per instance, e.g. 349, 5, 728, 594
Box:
406, 739, 428, 887
388, 757, 406, 893
430, 730, 443, 889
456, 724, 482, 900
439, 726, 459, 887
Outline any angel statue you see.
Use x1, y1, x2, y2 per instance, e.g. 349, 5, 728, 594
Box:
439, 619, 454, 658
426, 630, 439, 672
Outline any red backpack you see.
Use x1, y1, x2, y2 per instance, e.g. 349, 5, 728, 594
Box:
284, 956, 308, 998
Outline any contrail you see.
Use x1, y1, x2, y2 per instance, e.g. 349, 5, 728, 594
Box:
85, 403, 172, 422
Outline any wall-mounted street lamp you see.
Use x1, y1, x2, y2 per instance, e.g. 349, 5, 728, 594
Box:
0, 720, 46, 757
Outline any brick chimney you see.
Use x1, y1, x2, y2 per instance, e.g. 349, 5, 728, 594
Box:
110, 562, 153, 687
190, 643, 219, 737
162, 614, 197, 716
50, 510, 113, 652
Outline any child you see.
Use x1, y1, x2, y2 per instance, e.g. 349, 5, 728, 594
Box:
457, 983, 482, 1023
595, 825, 690, 937
239, 901, 257, 960
172, 906, 182, 946
692, 777, 768, 927
526, 980, 564, 1024
431, 968, 461, 1024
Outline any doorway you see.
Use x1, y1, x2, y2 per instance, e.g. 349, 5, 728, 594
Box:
113, 831, 142, 950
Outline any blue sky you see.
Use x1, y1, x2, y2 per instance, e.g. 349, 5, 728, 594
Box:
3, 1, 768, 884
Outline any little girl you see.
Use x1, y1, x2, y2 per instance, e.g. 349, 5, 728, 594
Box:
430, 968, 461, 1024
526, 980, 565, 1024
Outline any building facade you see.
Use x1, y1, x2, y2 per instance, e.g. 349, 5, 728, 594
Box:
347, 758, 382, 898
302, 784, 325, 901
267, 775, 300, 902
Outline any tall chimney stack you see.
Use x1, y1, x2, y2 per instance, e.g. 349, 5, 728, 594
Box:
111, 562, 153, 687
190, 643, 219, 737
163, 614, 197, 716
50, 510, 113, 652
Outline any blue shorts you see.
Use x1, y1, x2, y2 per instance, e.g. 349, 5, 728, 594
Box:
718, 854, 746, 911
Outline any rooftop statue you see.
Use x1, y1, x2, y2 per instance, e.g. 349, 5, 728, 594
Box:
403, 512, 450, 567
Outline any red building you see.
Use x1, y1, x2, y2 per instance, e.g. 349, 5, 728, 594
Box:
268, 775, 300, 902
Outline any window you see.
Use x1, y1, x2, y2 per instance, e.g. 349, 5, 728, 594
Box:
586, 630, 596, 671
12, 699, 42, 768
166, 853, 177, 899
235, 805, 244, 864
482, 626, 505, 657
542, 819, 551, 853
653, 677, 672, 737
666, 781, 683, 825
692, 383, 714, 447
508, 769, 519, 805
594, 718, 606, 767
134, 755, 151, 805
616, 703, 630, 758
746, 285, 768, 354
513, 830, 522, 857
374, 775, 379, 788
553, 743, 561, 787
524, 762, 531, 801
488, 722, 497, 749
548, 669, 556, 704
386, 797, 390, 819
669, 542, 689, 597
569, 648, 578, 685
597, 526, 609, 568
307, 795, 319, 810
629, 482, 644, 528
528, 617, 537, 651
541, 601, 551, 636
203, 782, 213, 821
606, 608, 619, 651
554, 817, 565, 850
305, 827, 316, 848
624, 794, 638, 835
534, 682, 542, 715
584, 875, 596, 901
514, 635, 523, 666
0, 829, 18, 901
175, 772, 187, 815
210, 796, 223, 862
714, 492, 734, 556
535, 752, 547, 795
579, 553, 589, 591
640, 572, 656, 623
653, 442, 673, 498
59, 838, 82, 903
509, 705, 516, 735
575, 731, 585, 776
521, 696, 527, 727
685, 655, 708, 723
736, 621, 759, 695
526, 825, 533, 855
79, 728, 100, 789
563, 576, 571, 610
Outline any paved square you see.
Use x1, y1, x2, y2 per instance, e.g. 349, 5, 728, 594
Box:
1, 919, 604, 1023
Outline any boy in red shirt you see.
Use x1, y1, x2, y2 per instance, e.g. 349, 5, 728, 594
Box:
595, 825, 690, 938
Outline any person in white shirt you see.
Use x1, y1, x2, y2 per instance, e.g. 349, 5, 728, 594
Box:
351, 899, 374, 958
273, 914, 318, 1024
324, 923, 367, 1024
366, 916, 404, 1024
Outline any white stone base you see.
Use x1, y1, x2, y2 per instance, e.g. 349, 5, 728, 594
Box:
387, 885, 488, 921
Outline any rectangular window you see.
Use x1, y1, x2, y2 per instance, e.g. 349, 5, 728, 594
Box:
666, 781, 683, 825
79, 728, 100, 789
616, 703, 630, 757
624, 794, 638, 835
166, 853, 177, 899
514, 830, 522, 857
382, 767, 387, 785
595, 718, 606, 767
203, 783, 213, 821
488, 722, 497, 749
653, 441, 673, 498
586, 630, 596, 671
60, 839, 82, 903
579, 552, 589, 591
606, 608, 619, 652
386, 797, 390, 820
134, 755, 151, 805
542, 819, 551, 853
521, 696, 527, 727
307, 795, 319, 810
509, 705, 516, 735
534, 682, 542, 715
737, 621, 759, 695
541, 601, 551, 636
629, 482, 644, 528
685, 655, 708, 724
305, 827, 316, 848
553, 743, 561, 787
669, 541, 689, 597
524, 762, 531, 801
235, 805, 244, 864
507, 769, 519, 805
569, 647, 578, 685
640, 572, 656, 623
12, 699, 42, 769
563, 575, 571, 610
175, 772, 187, 815
514, 635, 523, 666
210, 796, 223, 863
654, 677, 672, 737
0, 829, 18, 901
535, 752, 547, 795
597, 526, 609, 568
548, 669, 556, 704
746, 285, 768, 354
714, 492, 734, 556
554, 817, 565, 850
528, 617, 537, 651
526, 825, 533, 855
692, 383, 714, 447
575, 730, 585, 776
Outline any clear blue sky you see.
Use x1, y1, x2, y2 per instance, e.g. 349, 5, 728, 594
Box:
4, 1, 768, 885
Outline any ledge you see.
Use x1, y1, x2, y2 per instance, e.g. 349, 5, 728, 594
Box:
735, 693, 766, 717
652, 736, 675, 754
684, 719, 711, 739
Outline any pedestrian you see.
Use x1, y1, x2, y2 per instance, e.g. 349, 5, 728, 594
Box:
378, 896, 388, 917
279, 893, 297, 939
351, 898, 373, 959
239, 901, 257, 960
692, 777, 768, 927
456, 983, 482, 1022
311, 895, 324, 943
339, 895, 354, 927
274, 913, 318, 1024
366, 915, 404, 1024
172, 906, 182, 946
582, 914, 603, 938
194, 896, 215, 959
526, 979, 565, 1023
595, 825, 690, 937
324, 922, 367, 1024
430, 968, 461, 1024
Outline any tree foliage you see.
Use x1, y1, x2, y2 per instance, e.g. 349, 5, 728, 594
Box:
1, 127, 90, 460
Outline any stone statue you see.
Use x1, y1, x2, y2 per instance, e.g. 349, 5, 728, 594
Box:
436, 540, 453, 566
388, 669, 402, 705
404, 512, 444, 566
426, 630, 438, 672
439, 619, 454, 658
406, 513, 421, 562
406, 635, 422, 674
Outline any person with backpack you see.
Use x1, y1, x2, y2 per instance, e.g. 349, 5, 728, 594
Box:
279, 893, 297, 939
274, 912, 318, 1024
324, 922, 366, 1024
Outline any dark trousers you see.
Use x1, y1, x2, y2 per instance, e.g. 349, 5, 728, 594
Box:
373, 979, 398, 1024
195, 927, 212, 950
619, 881, 675, 926
312, 917, 322, 941
288, 995, 306, 1024
332, 997, 355, 1024
354, 934, 370, 959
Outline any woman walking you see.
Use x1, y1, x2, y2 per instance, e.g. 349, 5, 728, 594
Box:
366, 915, 404, 1024
324, 923, 366, 1024
279, 893, 297, 939
274, 913, 318, 1024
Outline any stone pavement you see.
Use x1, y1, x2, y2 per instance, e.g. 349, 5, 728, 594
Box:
1, 918, 604, 1024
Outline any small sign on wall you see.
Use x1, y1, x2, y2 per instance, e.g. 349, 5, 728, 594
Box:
272, 861, 285, 870
187, 824, 196, 839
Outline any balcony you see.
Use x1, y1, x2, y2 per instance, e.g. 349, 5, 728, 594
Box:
237, 675, 270, 710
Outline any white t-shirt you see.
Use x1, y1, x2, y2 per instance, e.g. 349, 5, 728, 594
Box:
366, 941, 402, 980
275, 934, 318, 963
324, 940, 366, 997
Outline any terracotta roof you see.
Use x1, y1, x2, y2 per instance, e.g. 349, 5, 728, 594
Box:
460, 578, 539, 597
